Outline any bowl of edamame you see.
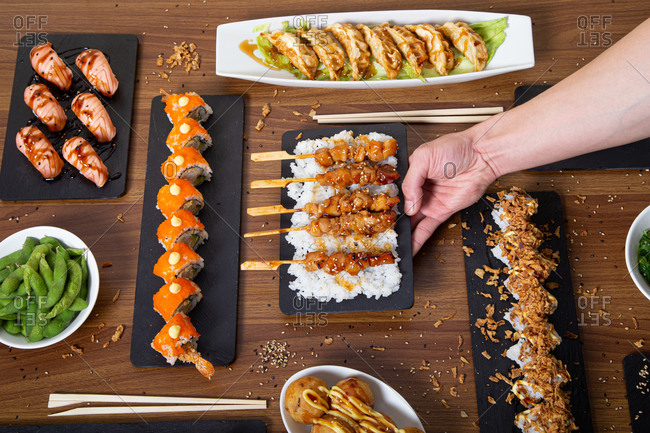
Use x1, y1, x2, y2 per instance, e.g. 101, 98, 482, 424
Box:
0, 226, 99, 349
625, 205, 650, 302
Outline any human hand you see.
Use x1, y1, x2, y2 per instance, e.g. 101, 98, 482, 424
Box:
402, 131, 498, 255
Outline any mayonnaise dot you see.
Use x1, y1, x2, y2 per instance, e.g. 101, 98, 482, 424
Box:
168, 252, 181, 265
173, 155, 185, 166
169, 184, 181, 196
178, 96, 189, 107
168, 324, 181, 339
169, 282, 181, 293
171, 216, 182, 227
179, 123, 191, 134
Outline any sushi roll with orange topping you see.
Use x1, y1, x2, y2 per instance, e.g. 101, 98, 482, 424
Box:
75, 49, 119, 97
16, 125, 64, 179
24, 84, 66, 132
156, 179, 204, 219
150, 313, 215, 379
71, 92, 116, 143
153, 242, 204, 283
156, 210, 208, 251
161, 147, 212, 186
30, 42, 73, 91
153, 278, 203, 322
165, 118, 212, 153
62, 136, 109, 187
161, 91, 213, 124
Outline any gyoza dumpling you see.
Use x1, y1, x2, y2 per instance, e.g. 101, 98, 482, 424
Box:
299, 28, 346, 80
326, 23, 371, 81
357, 24, 402, 79
383, 24, 428, 76
439, 22, 488, 72
405, 24, 455, 76
261, 31, 319, 79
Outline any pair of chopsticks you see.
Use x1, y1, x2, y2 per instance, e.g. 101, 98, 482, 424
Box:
48, 393, 266, 417
312, 106, 503, 124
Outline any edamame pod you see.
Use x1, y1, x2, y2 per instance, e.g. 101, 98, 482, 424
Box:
27, 312, 48, 342
24, 244, 51, 272
78, 256, 88, 301
16, 237, 38, 265
25, 268, 48, 307
43, 309, 75, 338
39, 236, 63, 250
67, 248, 85, 257
3, 319, 21, 335
39, 256, 54, 290
0, 267, 12, 285
0, 250, 21, 269
0, 267, 25, 297
45, 250, 56, 269
45, 261, 81, 319
0, 294, 28, 316
69, 297, 89, 311
24, 300, 38, 336
45, 250, 68, 309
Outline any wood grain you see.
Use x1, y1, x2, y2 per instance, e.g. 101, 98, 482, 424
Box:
0, 1, 649, 431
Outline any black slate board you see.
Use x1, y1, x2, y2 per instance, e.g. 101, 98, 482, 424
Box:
0, 33, 138, 201
0, 420, 266, 433
130, 95, 244, 368
460, 191, 593, 433
623, 352, 650, 432
515, 85, 650, 171
277, 124, 414, 315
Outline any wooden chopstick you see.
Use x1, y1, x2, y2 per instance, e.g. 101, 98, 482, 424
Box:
317, 115, 492, 124
312, 106, 503, 119
48, 393, 262, 408
49, 403, 266, 417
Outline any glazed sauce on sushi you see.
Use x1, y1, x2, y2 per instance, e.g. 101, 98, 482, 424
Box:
238, 40, 280, 69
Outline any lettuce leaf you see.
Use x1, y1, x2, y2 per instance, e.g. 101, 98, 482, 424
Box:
470, 17, 508, 63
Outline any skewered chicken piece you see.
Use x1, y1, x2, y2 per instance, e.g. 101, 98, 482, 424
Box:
247, 189, 400, 217
244, 210, 397, 238
251, 138, 398, 167
240, 251, 395, 276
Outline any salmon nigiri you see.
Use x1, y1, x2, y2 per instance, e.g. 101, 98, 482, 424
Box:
16, 125, 64, 179
24, 84, 67, 132
30, 42, 73, 91
71, 92, 116, 142
62, 136, 109, 187
76, 49, 119, 97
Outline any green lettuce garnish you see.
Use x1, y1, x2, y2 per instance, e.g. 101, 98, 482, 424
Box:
253, 16, 508, 81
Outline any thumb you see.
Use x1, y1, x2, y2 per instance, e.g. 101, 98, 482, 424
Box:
402, 147, 431, 216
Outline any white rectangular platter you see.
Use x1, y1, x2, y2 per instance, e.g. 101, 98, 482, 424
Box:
216, 9, 534, 89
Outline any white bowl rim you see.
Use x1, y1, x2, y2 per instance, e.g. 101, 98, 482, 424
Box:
279, 364, 425, 432
625, 205, 650, 301
0, 225, 99, 349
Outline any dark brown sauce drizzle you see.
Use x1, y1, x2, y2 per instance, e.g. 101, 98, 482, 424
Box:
25, 43, 118, 185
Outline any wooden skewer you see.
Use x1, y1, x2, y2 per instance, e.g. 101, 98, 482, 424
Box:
48, 393, 262, 409
312, 106, 503, 119
49, 403, 266, 417
317, 115, 492, 124
250, 150, 313, 162
240, 260, 301, 271
251, 178, 315, 188
244, 226, 306, 238
247, 205, 298, 217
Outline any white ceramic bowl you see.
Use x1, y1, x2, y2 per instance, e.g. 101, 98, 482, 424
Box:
0, 226, 99, 349
625, 205, 650, 301
280, 365, 425, 433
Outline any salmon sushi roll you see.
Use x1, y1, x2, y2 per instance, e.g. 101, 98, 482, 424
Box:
161, 91, 213, 124
156, 179, 204, 219
153, 278, 203, 322
16, 125, 64, 179
62, 136, 109, 187
157, 210, 208, 251
153, 242, 204, 283
71, 92, 116, 143
151, 312, 215, 379
30, 42, 73, 91
161, 147, 212, 186
165, 118, 212, 153
24, 84, 66, 132
75, 49, 119, 97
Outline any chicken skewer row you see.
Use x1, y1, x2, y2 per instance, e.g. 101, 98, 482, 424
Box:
241, 251, 395, 276
244, 210, 397, 238
247, 189, 400, 217
251, 161, 400, 189
251, 138, 398, 167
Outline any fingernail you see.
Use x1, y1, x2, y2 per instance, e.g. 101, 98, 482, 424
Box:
404, 201, 413, 214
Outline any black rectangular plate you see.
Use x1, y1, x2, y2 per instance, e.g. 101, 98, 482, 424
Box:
130, 95, 244, 368
277, 123, 413, 315
461, 191, 593, 433
623, 352, 650, 432
0, 420, 266, 433
515, 85, 650, 171
0, 33, 138, 201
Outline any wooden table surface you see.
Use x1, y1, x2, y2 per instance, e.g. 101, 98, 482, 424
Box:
1, 1, 649, 431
